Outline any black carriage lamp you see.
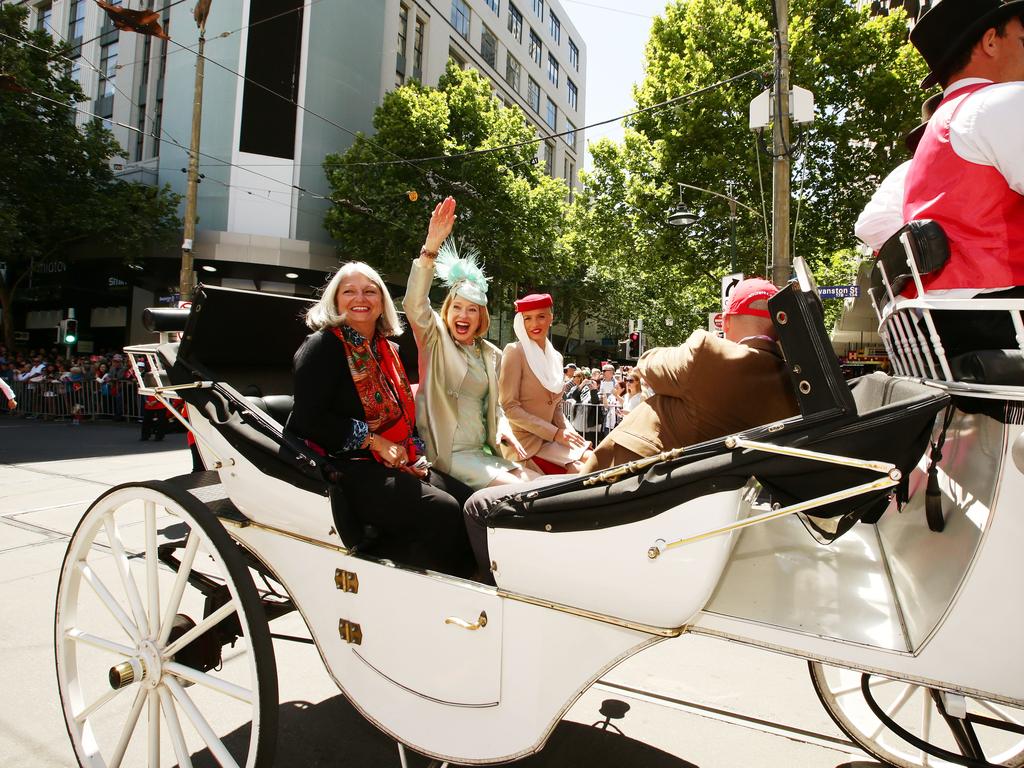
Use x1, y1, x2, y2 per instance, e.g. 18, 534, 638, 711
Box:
666, 181, 761, 274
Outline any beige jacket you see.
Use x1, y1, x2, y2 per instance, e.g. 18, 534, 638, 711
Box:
401, 259, 505, 475
498, 340, 572, 463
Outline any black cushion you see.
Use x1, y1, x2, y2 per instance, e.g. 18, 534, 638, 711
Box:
949, 349, 1024, 385
245, 395, 294, 426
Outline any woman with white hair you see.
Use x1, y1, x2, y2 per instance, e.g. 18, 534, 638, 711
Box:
403, 196, 537, 490
287, 261, 472, 575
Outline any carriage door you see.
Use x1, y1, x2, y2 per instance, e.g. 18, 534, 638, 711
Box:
348, 564, 503, 707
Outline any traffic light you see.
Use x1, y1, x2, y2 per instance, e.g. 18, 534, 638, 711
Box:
60, 319, 78, 345
628, 330, 642, 359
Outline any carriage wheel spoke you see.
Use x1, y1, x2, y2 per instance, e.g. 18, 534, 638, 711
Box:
66, 628, 135, 657
977, 698, 1024, 727
868, 681, 916, 741
145, 502, 160, 638
164, 661, 254, 704
158, 532, 201, 647
104, 514, 150, 638
158, 686, 192, 768
162, 601, 236, 661
109, 687, 148, 768
920, 687, 933, 767
78, 561, 143, 644
165, 677, 240, 768
148, 690, 160, 768
74, 686, 125, 724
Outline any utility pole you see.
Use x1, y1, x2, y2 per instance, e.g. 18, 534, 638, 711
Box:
771, 0, 791, 288
179, 21, 207, 302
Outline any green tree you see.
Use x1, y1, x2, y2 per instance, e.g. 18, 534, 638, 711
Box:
323, 63, 568, 306
0, 4, 181, 350
576, 0, 927, 341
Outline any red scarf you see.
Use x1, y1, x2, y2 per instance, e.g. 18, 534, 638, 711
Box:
332, 326, 418, 464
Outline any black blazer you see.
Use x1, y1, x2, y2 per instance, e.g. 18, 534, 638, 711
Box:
287, 329, 374, 457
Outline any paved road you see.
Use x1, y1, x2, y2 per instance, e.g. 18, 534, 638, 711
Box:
0, 417, 872, 767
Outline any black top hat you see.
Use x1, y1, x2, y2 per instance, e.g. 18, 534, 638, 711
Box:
910, 0, 1024, 88
904, 92, 945, 153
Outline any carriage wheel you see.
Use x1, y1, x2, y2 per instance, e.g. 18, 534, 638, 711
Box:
810, 661, 1024, 767
55, 481, 278, 767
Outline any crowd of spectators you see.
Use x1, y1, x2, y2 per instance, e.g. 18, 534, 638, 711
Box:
560, 361, 649, 447
0, 343, 140, 421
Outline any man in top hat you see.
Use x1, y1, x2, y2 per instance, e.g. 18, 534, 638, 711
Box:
498, 292, 591, 473
854, 92, 943, 251
580, 278, 799, 473
901, 0, 1024, 353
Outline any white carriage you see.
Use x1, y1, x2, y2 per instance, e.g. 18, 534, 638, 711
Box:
54, 229, 1024, 767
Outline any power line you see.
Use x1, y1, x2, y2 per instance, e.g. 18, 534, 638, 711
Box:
560, 0, 657, 20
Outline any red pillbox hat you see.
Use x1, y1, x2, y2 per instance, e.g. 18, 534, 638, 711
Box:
514, 293, 553, 313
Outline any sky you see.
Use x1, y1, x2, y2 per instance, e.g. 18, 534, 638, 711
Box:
560, 0, 669, 170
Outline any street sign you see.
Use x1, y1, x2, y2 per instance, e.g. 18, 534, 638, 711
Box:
708, 312, 724, 338
817, 285, 859, 299
721, 272, 744, 311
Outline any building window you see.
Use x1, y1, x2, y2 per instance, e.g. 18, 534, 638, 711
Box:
397, 4, 408, 83
98, 40, 118, 99
543, 140, 554, 175
527, 76, 540, 113
566, 119, 576, 150
413, 17, 425, 80
533, 0, 544, 21
508, 3, 522, 42
449, 48, 466, 69
451, 0, 470, 39
67, 0, 85, 44
485, 0, 499, 14
239, 0, 304, 159
479, 26, 498, 69
505, 52, 521, 91
529, 29, 541, 66
567, 78, 577, 110
545, 97, 556, 129
567, 160, 575, 199
569, 39, 579, 70
549, 11, 560, 43
547, 53, 558, 86
35, 2, 52, 33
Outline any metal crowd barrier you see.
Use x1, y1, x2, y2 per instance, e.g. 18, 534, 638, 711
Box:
560, 398, 622, 447
3, 378, 141, 421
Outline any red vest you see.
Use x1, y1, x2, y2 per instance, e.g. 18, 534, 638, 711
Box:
903, 82, 1024, 295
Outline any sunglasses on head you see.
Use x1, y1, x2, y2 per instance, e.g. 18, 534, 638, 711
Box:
626, 377, 636, 382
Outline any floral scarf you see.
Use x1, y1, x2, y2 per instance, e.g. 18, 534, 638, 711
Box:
333, 325, 418, 463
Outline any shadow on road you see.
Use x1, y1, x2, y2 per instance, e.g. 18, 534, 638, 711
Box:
191, 694, 699, 767
0, 418, 187, 464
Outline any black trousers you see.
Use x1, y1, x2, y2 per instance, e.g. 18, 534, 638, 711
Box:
930, 287, 1024, 359
337, 461, 474, 576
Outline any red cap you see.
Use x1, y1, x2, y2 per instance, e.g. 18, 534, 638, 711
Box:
514, 293, 553, 313
725, 278, 778, 318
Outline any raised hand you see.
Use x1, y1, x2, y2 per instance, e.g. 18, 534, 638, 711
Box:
423, 196, 457, 255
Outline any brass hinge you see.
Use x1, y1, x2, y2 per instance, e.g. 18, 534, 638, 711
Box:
338, 619, 362, 645
334, 569, 359, 593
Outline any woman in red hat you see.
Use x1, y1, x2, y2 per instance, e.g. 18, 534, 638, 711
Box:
498, 292, 591, 474
403, 197, 537, 489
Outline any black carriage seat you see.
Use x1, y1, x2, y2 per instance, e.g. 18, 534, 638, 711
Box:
245, 395, 294, 427
480, 282, 951, 540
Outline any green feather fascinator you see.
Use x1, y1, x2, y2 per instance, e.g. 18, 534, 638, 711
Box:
434, 239, 489, 306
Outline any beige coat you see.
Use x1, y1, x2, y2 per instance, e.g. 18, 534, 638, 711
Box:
401, 259, 505, 475
498, 341, 573, 463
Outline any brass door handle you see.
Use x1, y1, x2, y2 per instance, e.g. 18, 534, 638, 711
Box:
444, 610, 488, 630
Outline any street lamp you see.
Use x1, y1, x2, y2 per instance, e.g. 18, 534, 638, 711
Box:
666, 182, 761, 274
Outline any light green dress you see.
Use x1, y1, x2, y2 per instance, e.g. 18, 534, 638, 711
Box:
449, 344, 519, 490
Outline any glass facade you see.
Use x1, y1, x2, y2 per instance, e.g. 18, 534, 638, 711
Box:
481, 27, 497, 69
451, 0, 470, 39
529, 29, 541, 65
508, 3, 522, 42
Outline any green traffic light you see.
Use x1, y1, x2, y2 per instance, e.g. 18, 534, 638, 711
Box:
64, 333, 77, 344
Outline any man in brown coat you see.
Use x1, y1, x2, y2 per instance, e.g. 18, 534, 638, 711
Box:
582, 278, 799, 472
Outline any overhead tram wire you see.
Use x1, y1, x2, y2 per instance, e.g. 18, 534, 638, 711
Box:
20, 88, 333, 225
329, 69, 761, 169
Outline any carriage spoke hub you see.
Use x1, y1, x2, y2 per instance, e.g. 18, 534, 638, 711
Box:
108, 640, 164, 691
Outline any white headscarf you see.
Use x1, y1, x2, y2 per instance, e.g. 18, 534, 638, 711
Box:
513, 312, 564, 394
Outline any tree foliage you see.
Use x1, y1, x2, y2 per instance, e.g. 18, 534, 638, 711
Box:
573, 0, 928, 343
0, 4, 181, 349
323, 63, 568, 311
